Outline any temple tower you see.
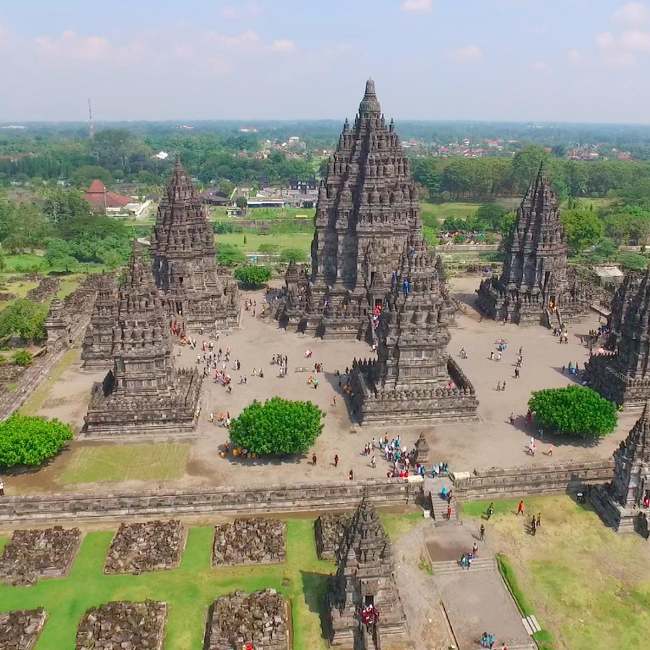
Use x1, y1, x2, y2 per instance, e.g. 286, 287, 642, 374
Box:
327, 497, 409, 649
84, 242, 201, 436
81, 274, 118, 369
586, 268, 650, 407
277, 79, 422, 339
151, 158, 239, 331
44, 299, 70, 349
476, 165, 589, 326
350, 235, 478, 424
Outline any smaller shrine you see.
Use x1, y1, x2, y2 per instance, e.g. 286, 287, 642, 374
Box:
81, 274, 118, 369
44, 299, 70, 349
327, 496, 409, 649
591, 403, 650, 537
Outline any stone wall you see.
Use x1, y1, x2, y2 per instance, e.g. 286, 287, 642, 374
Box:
451, 460, 614, 500
0, 479, 414, 525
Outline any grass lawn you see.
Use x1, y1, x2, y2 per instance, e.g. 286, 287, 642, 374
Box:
0, 513, 416, 649
2, 253, 46, 272
211, 206, 314, 221
462, 495, 650, 650
216, 232, 313, 256
57, 443, 191, 485
420, 201, 480, 226
55, 274, 83, 300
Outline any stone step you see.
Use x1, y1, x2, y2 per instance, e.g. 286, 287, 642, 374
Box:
432, 557, 496, 575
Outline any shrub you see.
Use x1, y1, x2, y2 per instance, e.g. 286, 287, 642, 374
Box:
280, 247, 307, 263
12, 350, 33, 367
528, 386, 617, 439
0, 299, 48, 343
216, 243, 245, 267
0, 414, 74, 468
229, 397, 324, 456
234, 264, 272, 288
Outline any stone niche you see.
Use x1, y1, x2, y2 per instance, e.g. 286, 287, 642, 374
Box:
212, 519, 286, 566
0, 526, 81, 586
104, 520, 186, 575
0, 608, 47, 650
315, 513, 352, 560
204, 589, 289, 650
76, 601, 167, 650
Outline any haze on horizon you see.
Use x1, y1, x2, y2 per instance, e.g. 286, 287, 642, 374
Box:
2, 0, 650, 124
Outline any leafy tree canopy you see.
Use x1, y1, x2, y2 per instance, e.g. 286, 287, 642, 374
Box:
229, 397, 324, 456
234, 264, 272, 288
0, 414, 74, 468
216, 243, 246, 267
561, 203, 604, 254
280, 247, 307, 263
0, 299, 48, 343
528, 386, 617, 439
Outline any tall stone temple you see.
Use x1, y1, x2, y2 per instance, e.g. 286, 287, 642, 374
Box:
476, 165, 590, 326
327, 497, 409, 649
350, 235, 478, 423
81, 274, 118, 369
586, 269, 650, 407
591, 403, 650, 537
151, 158, 240, 332
275, 79, 424, 339
84, 243, 201, 436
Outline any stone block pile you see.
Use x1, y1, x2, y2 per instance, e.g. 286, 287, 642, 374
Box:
0, 608, 47, 649
204, 589, 288, 650
104, 519, 186, 574
26, 277, 60, 303
76, 600, 166, 650
315, 513, 352, 560
0, 526, 81, 586
213, 519, 286, 566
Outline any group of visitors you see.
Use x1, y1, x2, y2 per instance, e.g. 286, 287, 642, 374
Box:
479, 631, 497, 648
360, 603, 379, 628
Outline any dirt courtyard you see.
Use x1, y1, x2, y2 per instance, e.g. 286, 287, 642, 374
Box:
7, 274, 633, 495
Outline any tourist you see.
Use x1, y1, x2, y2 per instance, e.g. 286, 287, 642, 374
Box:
536, 513, 541, 528
489, 351, 494, 360
472, 541, 479, 556
517, 499, 525, 516
486, 502, 495, 520
370, 455, 376, 468
496, 381, 501, 392
479, 524, 485, 541
501, 381, 506, 391
334, 454, 339, 468
0, 479, 4, 497
446, 503, 452, 520
509, 412, 516, 425
348, 469, 354, 481
530, 515, 537, 536
312, 454, 317, 466
514, 367, 520, 379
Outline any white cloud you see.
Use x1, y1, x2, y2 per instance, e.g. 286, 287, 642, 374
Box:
400, 0, 433, 14
221, 2, 262, 19
34, 31, 112, 61
613, 2, 650, 26
449, 44, 483, 64
206, 30, 260, 49
621, 29, 650, 51
270, 39, 296, 53
596, 26, 650, 65
531, 61, 550, 72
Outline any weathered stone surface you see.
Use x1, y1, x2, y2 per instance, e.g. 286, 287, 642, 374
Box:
84, 242, 202, 436
204, 590, 288, 650
104, 520, 186, 574
0, 526, 81, 586
0, 608, 47, 650
44, 298, 70, 348
477, 166, 591, 326
76, 601, 166, 650
212, 519, 286, 566
315, 512, 352, 560
350, 235, 477, 424
81, 273, 118, 369
151, 158, 239, 332
328, 497, 409, 648
587, 269, 650, 407
26, 277, 59, 303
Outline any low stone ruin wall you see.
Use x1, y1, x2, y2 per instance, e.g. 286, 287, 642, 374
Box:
0, 479, 414, 525
0, 608, 47, 650
204, 590, 289, 650
76, 601, 166, 650
0, 526, 81, 586
452, 460, 614, 501
104, 520, 186, 575
213, 519, 286, 566
26, 277, 60, 302
315, 513, 352, 560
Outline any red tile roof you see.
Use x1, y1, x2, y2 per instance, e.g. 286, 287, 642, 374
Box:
84, 180, 132, 210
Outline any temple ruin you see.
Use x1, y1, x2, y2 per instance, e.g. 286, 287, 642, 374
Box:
586, 268, 650, 407
84, 243, 201, 436
81, 273, 118, 369
275, 79, 424, 339
327, 496, 409, 649
349, 235, 478, 424
151, 158, 239, 332
476, 165, 590, 326
591, 403, 650, 537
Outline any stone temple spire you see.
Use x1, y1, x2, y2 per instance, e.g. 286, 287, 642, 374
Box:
359, 78, 381, 117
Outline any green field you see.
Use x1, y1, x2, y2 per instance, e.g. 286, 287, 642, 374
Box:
0, 513, 417, 649
216, 231, 313, 256
57, 443, 191, 485
462, 495, 650, 650
211, 206, 314, 221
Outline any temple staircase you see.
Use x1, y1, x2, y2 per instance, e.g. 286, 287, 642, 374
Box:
359, 623, 382, 650
431, 556, 497, 576
427, 477, 460, 526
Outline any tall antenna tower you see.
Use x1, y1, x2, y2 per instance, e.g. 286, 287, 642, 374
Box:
88, 98, 95, 140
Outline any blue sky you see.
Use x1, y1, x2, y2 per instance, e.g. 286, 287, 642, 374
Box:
1, 0, 650, 123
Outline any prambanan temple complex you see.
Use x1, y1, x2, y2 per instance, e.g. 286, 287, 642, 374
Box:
586, 269, 650, 407
151, 158, 240, 331
84, 243, 201, 436
476, 166, 590, 326
350, 234, 477, 423
327, 497, 408, 649
81, 273, 118, 369
275, 79, 425, 339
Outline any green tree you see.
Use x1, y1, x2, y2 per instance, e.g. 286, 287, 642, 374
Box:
216, 243, 245, 267
229, 397, 324, 456
234, 265, 272, 288
528, 386, 617, 439
560, 204, 604, 255
0, 414, 74, 468
45, 239, 79, 272
474, 203, 507, 231
43, 188, 92, 225
280, 247, 307, 263
617, 251, 648, 271
511, 146, 549, 193
0, 299, 48, 343
71, 165, 113, 188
